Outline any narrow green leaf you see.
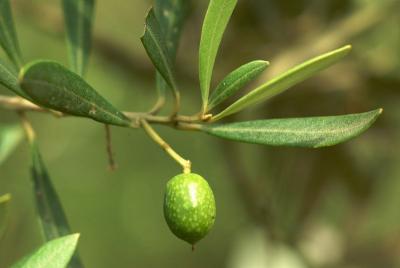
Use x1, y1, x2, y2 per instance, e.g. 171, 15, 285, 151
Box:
0, 59, 29, 98
208, 60, 269, 111
202, 109, 382, 148
11, 233, 80, 268
154, 0, 190, 103
29, 142, 83, 267
199, 0, 238, 110
154, 0, 190, 59
0, 0, 22, 67
212, 45, 352, 121
141, 8, 178, 91
19, 60, 131, 127
0, 193, 11, 240
62, 0, 95, 76
0, 124, 23, 165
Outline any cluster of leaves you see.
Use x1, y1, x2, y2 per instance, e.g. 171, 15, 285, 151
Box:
0, 0, 382, 267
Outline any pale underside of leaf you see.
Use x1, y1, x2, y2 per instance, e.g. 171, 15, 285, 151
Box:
202, 109, 382, 148
207, 60, 269, 111
11, 234, 80, 268
199, 0, 238, 110
212, 45, 352, 121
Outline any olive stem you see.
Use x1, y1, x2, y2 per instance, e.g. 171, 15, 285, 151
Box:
140, 119, 191, 174
0, 95, 207, 128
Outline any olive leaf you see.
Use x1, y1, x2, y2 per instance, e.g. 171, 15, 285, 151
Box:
0, 124, 23, 165
202, 109, 382, 148
155, 0, 190, 59
11, 233, 80, 268
19, 60, 131, 127
154, 0, 190, 105
29, 141, 83, 267
199, 0, 238, 111
0, 193, 11, 240
141, 8, 178, 92
207, 60, 269, 111
0, 0, 22, 67
212, 45, 352, 121
0, 59, 29, 98
62, 0, 95, 76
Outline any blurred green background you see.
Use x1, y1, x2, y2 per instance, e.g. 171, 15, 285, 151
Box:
1, 0, 400, 267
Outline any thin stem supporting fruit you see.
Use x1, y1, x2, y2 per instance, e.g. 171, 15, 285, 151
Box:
140, 119, 191, 174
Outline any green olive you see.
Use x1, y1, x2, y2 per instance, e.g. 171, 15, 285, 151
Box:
163, 173, 216, 245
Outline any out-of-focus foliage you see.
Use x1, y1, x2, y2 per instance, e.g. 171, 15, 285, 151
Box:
11, 234, 79, 268
0, 0, 399, 267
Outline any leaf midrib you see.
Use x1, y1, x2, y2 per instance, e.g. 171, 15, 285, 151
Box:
202, 0, 231, 99
208, 116, 375, 136
23, 78, 128, 125
145, 23, 176, 90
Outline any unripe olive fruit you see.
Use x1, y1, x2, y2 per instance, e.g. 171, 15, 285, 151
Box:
163, 173, 216, 245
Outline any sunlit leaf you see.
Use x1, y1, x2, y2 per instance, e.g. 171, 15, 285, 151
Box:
141, 8, 178, 91
29, 141, 83, 267
212, 45, 352, 121
0, 124, 23, 165
11, 233, 80, 268
19, 60, 131, 127
0, 0, 22, 67
208, 60, 269, 111
199, 0, 238, 111
62, 0, 95, 76
202, 109, 382, 148
0, 193, 11, 240
154, 0, 190, 105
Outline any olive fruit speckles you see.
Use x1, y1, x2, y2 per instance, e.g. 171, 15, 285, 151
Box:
163, 173, 216, 245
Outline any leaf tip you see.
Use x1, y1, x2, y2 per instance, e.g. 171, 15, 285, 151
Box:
68, 233, 81, 245
340, 44, 352, 55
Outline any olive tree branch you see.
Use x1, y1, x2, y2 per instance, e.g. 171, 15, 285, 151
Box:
0, 95, 204, 128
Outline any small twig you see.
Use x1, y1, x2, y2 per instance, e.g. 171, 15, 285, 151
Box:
18, 112, 36, 145
140, 119, 191, 174
104, 124, 117, 171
